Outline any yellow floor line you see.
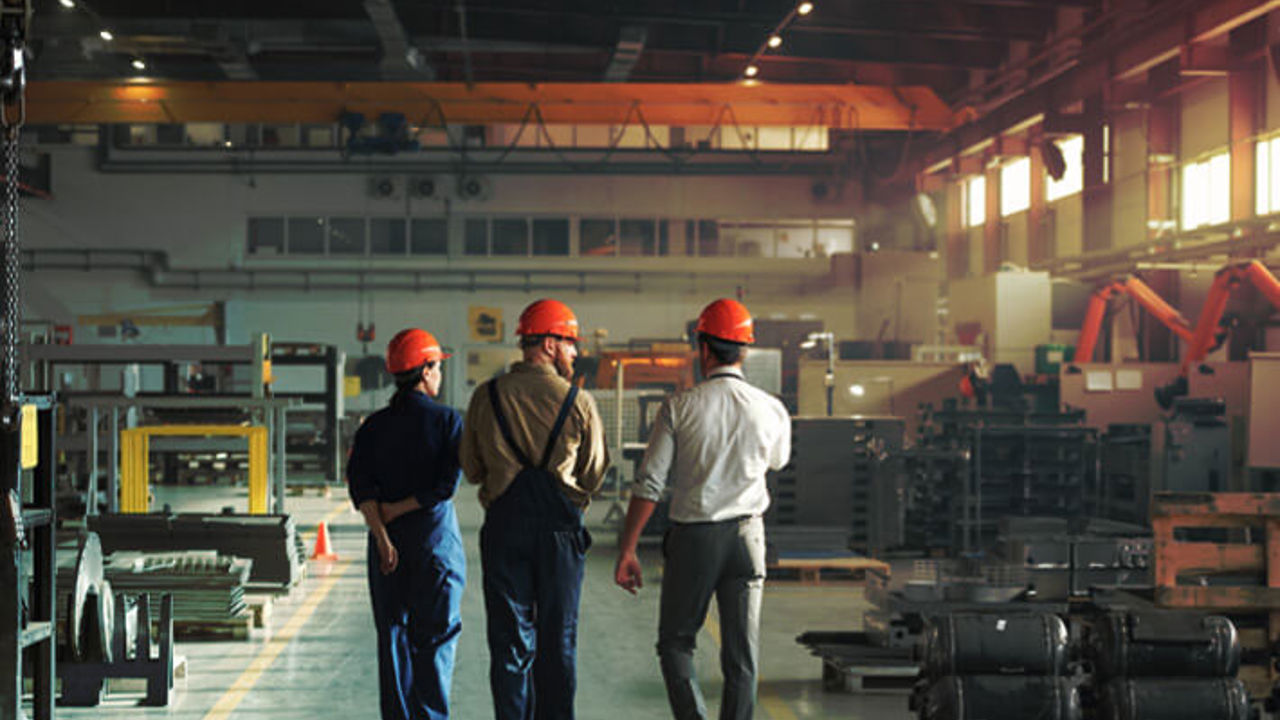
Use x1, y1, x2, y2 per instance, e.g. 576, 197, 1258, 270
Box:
703, 605, 798, 720
203, 503, 352, 720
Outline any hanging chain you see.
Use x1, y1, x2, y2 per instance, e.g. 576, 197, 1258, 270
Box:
0, 0, 27, 420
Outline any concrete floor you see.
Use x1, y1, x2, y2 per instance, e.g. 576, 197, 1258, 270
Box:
52, 485, 912, 719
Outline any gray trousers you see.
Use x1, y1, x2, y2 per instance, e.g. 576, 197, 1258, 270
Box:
657, 516, 766, 720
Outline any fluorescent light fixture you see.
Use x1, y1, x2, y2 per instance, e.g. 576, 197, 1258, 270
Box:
99, 29, 114, 41
767, 35, 782, 49
849, 384, 865, 397
744, 65, 759, 78
797, 2, 814, 15
131, 58, 146, 71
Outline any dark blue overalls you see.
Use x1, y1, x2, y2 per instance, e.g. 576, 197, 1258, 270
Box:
480, 379, 592, 720
347, 390, 467, 720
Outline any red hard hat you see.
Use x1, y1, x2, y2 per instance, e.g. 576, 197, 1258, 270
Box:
696, 298, 754, 344
385, 328, 451, 374
516, 298, 580, 340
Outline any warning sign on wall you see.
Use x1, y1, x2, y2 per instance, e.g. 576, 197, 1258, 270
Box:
469, 306, 504, 343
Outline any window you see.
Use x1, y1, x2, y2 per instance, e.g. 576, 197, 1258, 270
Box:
532, 219, 569, 256
247, 218, 284, 255
287, 217, 325, 254
697, 220, 721, 256
1046, 135, 1084, 202
619, 219, 658, 256
1257, 136, 1280, 216
491, 218, 530, 256
370, 219, 406, 255
965, 176, 986, 228
1182, 151, 1230, 230
1000, 157, 1031, 217
580, 219, 617, 257
327, 217, 366, 254
410, 219, 447, 255
464, 219, 489, 255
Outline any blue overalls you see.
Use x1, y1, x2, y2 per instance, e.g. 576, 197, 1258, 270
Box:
480, 379, 592, 720
347, 390, 467, 720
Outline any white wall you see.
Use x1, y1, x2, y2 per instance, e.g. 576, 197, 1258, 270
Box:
21, 145, 875, 407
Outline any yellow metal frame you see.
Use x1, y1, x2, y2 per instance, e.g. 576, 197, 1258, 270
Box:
119, 424, 269, 514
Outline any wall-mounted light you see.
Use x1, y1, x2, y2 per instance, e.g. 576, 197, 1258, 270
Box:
849, 384, 866, 397
767, 35, 782, 49
798, 2, 815, 16
99, 29, 114, 41
131, 58, 146, 71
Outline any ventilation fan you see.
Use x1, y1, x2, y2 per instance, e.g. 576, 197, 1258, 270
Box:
409, 176, 436, 198
456, 175, 492, 202
368, 176, 400, 200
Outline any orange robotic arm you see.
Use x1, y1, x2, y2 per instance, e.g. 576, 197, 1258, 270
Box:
1181, 260, 1280, 373
1073, 276, 1194, 364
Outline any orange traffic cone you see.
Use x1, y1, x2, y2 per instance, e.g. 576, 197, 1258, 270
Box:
310, 520, 339, 561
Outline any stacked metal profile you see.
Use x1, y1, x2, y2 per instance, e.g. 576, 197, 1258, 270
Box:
764, 416, 904, 556
101, 551, 251, 624
1090, 425, 1151, 524
995, 517, 1152, 601
900, 405, 1097, 554
88, 512, 303, 590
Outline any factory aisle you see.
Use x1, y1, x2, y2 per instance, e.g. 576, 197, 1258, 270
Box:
54, 486, 909, 720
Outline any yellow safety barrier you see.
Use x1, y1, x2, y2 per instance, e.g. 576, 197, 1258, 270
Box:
119, 424, 270, 514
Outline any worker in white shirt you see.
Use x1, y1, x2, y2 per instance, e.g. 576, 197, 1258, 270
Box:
613, 298, 792, 720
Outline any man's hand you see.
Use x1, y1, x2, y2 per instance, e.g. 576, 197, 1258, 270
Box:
615, 550, 643, 594
379, 497, 421, 525
375, 530, 399, 575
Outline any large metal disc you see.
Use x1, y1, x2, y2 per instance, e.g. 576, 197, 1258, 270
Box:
68, 532, 104, 661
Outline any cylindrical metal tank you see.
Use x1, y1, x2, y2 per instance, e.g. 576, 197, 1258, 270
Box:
1098, 678, 1250, 720
1091, 611, 1240, 678
923, 612, 1071, 676
916, 675, 1082, 720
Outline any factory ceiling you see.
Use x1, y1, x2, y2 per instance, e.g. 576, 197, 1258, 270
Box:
26, 0, 1100, 103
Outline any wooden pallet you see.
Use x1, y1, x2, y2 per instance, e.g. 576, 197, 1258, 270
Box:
172, 614, 253, 641
1152, 492, 1280, 698
768, 556, 890, 584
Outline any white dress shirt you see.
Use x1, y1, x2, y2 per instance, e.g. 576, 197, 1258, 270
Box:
632, 365, 791, 523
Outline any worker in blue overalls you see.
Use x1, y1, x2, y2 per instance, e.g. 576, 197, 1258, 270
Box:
461, 299, 610, 719
348, 328, 466, 720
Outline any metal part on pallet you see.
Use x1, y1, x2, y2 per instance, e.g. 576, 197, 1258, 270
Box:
1097, 677, 1250, 720
57, 593, 175, 707
913, 676, 1082, 720
1090, 611, 1240, 679
922, 613, 1070, 677
897, 404, 1097, 555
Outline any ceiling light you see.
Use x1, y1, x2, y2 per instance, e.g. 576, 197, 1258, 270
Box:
767, 35, 782, 49
797, 2, 814, 15
131, 58, 146, 71
744, 65, 759, 78
99, 29, 114, 41
58, 0, 74, 8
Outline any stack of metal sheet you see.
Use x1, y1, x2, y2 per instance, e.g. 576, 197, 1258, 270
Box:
88, 513, 304, 590
103, 551, 251, 624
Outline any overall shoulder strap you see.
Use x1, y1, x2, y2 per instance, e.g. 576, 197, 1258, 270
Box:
487, 379, 533, 469
538, 385, 580, 470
